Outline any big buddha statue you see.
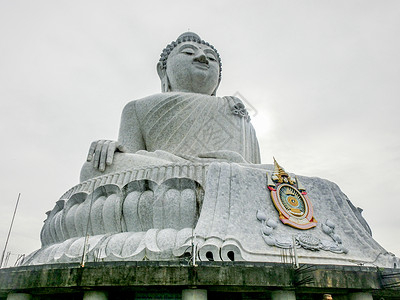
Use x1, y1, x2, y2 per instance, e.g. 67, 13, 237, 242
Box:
80, 32, 260, 183
23, 32, 399, 268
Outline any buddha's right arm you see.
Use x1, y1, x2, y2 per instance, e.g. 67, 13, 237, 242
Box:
86, 100, 145, 172
118, 100, 146, 153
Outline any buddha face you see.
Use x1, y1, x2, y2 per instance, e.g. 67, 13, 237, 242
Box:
161, 41, 220, 95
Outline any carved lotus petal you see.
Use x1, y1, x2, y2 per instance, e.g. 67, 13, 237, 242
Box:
262, 226, 273, 236
333, 234, 342, 244
262, 235, 277, 246
256, 210, 267, 222
266, 219, 278, 229
322, 224, 333, 235
326, 219, 336, 229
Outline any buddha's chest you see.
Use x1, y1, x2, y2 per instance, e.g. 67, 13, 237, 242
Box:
139, 95, 251, 154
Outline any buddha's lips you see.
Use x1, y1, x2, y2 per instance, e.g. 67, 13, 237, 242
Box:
192, 61, 209, 70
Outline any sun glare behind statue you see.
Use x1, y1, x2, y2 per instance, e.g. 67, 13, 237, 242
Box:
251, 109, 273, 139
232, 91, 273, 139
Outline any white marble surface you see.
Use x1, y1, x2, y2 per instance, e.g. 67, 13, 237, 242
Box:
24, 162, 399, 268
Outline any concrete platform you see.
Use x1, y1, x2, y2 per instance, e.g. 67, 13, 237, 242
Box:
1, 261, 399, 299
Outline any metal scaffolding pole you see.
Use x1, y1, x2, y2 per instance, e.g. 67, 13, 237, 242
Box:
1, 193, 21, 268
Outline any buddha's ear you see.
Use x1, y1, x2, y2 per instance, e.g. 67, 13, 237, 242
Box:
156, 62, 165, 79
157, 62, 170, 92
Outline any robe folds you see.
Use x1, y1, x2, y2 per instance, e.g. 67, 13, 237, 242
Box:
81, 92, 260, 182
121, 92, 261, 164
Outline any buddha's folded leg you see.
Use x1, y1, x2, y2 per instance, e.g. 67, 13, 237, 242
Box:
80, 151, 186, 182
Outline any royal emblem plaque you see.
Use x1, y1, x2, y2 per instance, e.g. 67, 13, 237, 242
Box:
267, 158, 317, 230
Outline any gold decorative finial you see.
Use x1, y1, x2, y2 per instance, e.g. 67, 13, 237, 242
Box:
273, 157, 288, 177
272, 157, 295, 185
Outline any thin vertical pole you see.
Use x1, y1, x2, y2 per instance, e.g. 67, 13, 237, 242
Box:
192, 233, 197, 266
81, 192, 94, 267
292, 235, 299, 269
1, 193, 21, 268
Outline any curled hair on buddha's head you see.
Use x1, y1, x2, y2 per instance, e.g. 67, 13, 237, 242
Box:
159, 32, 222, 83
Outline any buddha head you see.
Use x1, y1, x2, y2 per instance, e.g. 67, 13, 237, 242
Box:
157, 32, 222, 96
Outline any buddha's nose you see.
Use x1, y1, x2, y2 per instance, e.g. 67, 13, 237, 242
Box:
194, 52, 208, 64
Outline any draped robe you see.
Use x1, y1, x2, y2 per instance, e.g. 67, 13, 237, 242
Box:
81, 92, 260, 181
122, 92, 260, 163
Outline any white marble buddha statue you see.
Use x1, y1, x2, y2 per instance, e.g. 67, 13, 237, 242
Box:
80, 32, 260, 182
25, 32, 398, 268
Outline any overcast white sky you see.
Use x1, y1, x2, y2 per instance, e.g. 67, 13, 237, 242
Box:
1, 0, 399, 266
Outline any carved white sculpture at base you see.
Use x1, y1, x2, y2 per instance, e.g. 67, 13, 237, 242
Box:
23, 161, 398, 268
22, 32, 399, 268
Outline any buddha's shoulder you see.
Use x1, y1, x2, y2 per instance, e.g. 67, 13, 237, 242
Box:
123, 92, 228, 112
123, 93, 164, 108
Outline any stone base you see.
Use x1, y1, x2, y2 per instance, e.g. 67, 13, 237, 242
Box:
23, 162, 399, 268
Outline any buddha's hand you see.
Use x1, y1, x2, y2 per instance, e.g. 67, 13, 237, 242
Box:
86, 140, 128, 172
